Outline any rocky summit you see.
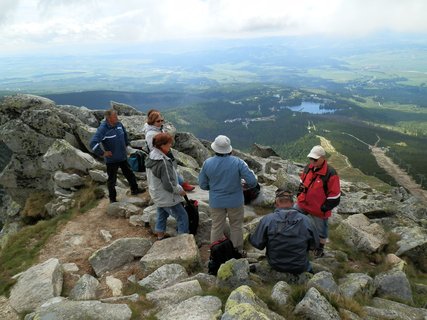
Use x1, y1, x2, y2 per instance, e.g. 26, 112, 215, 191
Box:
0, 94, 426, 319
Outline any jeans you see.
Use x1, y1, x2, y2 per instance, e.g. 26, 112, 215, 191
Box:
106, 160, 138, 202
155, 203, 189, 234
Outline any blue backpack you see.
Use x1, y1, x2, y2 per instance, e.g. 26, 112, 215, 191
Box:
128, 151, 146, 172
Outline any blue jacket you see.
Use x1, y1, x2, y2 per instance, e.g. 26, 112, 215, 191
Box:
198, 155, 257, 208
90, 121, 129, 164
250, 208, 319, 274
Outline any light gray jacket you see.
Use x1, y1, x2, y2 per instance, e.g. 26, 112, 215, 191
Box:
145, 147, 184, 207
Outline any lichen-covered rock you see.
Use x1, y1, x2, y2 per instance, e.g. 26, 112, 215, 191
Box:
217, 259, 252, 289
371, 297, 427, 319
335, 213, 387, 253
53, 171, 85, 189
271, 281, 292, 305
9, 258, 63, 314
393, 226, 427, 272
174, 132, 211, 166
293, 287, 340, 320
89, 238, 152, 276
224, 285, 284, 320
338, 273, 375, 299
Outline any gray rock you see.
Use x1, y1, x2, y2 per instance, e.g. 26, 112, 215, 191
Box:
293, 287, 340, 320
182, 272, 217, 288
217, 259, 252, 289
307, 271, 340, 296
250, 260, 312, 285
31, 299, 132, 320
335, 213, 387, 253
89, 237, 152, 276
120, 115, 149, 140
224, 285, 284, 320
174, 132, 211, 166
106, 202, 143, 218
129, 214, 144, 227
42, 139, 98, 173
374, 270, 413, 304
146, 280, 202, 309
251, 143, 280, 158
339, 309, 362, 320
363, 305, 412, 320
106, 275, 123, 297
171, 149, 200, 170
271, 281, 292, 305
21, 108, 71, 139
0, 295, 20, 320
100, 293, 140, 303
338, 273, 375, 299
53, 171, 85, 189
156, 295, 222, 320
99, 229, 113, 242
140, 234, 201, 273
9, 258, 63, 314
111, 101, 142, 116
138, 263, 189, 291
393, 226, 427, 272
178, 165, 199, 185
69, 274, 99, 300
88, 169, 108, 183
61, 263, 79, 273
371, 297, 427, 320
75, 124, 97, 153
59, 105, 99, 127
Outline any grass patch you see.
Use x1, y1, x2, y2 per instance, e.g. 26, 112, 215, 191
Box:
326, 293, 366, 318
21, 191, 52, 220
0, 183, 99, 296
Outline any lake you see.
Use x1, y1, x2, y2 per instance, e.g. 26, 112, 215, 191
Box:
286, 101, 336, 114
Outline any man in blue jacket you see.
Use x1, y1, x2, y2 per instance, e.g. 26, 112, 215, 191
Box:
250, 189, 319, 274
199, 135, 257, 254
90, 109, 141, 203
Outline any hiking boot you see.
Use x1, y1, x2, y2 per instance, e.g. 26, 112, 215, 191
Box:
156, 232, 171, 240
110, 199, 117, 203
181, 182, 195, 192
314, 248, 325, 258
131, 188, 143, 195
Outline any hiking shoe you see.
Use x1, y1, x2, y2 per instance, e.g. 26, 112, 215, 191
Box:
156, 232, 171, 240
314, 248, 325, 258
110, 199, 117, 203
181, 182, 195, 192
131, 188, 143, 195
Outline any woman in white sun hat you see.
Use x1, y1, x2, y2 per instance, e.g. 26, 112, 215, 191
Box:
198, 135, 257, 254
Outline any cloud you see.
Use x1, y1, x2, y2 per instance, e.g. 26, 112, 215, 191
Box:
1, 0, 427, 53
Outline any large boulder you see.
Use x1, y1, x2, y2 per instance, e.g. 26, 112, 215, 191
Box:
53, 171, 85, 189
29, 298, 132, 320
251, 143, 280, 158
138, 264, 189, 291
371, 297, 427, 320
140, 234, 201, 273
59, 105, 100, 127
146, 280, 202, 309
307, 271, 340, 296
335, 213, 387, 253
216, 259, 252, 289
42, 139, 98, 173
9, 258, 63, 314
174, 132, 211, 166
89, 238, 152, 276
69, 274, 99, 301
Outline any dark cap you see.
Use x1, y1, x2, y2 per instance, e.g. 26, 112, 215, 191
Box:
275, 188, 293, 200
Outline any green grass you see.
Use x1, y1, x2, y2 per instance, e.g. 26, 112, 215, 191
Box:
0, 185, 99, 296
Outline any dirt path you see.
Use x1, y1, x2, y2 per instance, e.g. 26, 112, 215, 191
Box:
340, 132, 427, 204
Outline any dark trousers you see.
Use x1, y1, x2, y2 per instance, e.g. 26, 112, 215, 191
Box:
106, 160, 138, 201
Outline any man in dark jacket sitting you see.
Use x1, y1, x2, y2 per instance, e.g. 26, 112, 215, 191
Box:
249, 188, 319, 274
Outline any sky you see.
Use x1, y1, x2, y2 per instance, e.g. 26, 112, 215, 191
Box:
1, 0, 427, 54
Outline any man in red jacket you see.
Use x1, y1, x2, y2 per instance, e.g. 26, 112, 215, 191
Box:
296, 145, 341, 257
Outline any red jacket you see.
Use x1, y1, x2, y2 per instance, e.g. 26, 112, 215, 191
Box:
296, 160, 341, 219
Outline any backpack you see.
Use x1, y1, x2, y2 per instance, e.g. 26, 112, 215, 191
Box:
128, 151, 146, 172
207, 238, 242, 276
183, 195, 199, 235
243, 183, 261, 205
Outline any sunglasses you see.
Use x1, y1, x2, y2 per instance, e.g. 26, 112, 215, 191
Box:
155, 119, 164, 123
309, 157, 319, 162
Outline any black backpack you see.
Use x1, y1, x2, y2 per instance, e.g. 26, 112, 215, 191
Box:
243, 183, 261, 205
183, 195, 199, 235
208, 238, 242, 276
128, 150, 146, 172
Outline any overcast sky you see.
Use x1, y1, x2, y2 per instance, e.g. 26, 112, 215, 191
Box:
1, 0, 427, 54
